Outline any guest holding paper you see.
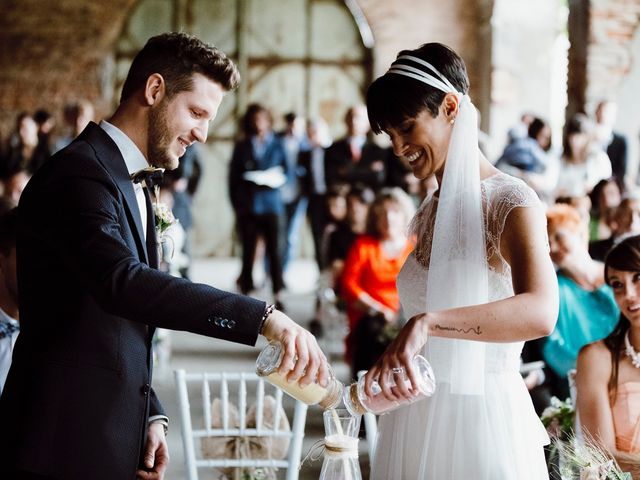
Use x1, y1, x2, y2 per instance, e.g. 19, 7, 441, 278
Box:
229, 103, 288, 308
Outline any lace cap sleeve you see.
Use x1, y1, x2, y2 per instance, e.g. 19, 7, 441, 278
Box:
486, 174, 542, 252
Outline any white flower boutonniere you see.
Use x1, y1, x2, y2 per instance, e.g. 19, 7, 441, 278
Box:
152, 199, 176, 239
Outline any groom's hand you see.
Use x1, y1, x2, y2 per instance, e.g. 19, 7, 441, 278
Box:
136, 422, 169, 480
261, 308, 330, 387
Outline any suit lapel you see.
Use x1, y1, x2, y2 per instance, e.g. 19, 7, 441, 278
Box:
81, 123, 149, 265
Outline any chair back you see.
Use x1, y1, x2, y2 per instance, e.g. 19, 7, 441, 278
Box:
174, 369, 308, 480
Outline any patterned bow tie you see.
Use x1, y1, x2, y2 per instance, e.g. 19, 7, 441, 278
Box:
0, 320, 19, 340
130, 167, 165, 190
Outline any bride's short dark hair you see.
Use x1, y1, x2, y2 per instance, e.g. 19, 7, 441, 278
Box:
366, 43, 469, 135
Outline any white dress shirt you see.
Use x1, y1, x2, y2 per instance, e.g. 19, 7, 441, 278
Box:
99, 120, 150, 239
0, 308, 19, 394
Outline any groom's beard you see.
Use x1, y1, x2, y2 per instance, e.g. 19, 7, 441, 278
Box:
147, 99, 174, 170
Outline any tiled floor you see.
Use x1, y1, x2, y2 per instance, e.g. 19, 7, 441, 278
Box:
153, 257, 371, 479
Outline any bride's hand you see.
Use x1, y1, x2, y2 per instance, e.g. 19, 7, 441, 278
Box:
364, 312, 430, 402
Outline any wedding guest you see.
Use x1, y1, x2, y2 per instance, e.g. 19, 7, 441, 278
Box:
0, 33, 328, 480
52, 99, 95, 153
327, 184, 374, 293
1, 169, 30, 205
577, 235, 640, 470
496, 117, 557, 203
325, 104, 387, 191
228, 103, 288, 308
0, 207, 18, 394
589, 177, 623, 241
278, 112, 308, 272
33, 109, 56, 152
341, 188, 415, 375
594, 100, 628, 182
163, 143, 202, 278
543, 203, 619, 400
554, 113, 611, 199
590, 196, 640, 262
299, 117, 332, 271
1, 112, 50, 177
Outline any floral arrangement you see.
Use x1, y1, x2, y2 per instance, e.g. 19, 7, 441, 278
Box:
541, 396, 576, 441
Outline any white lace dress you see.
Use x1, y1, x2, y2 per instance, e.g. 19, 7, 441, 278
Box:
371, 172, 550, 479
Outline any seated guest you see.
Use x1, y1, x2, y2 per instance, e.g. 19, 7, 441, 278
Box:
2, 169, 30, 206
0, 207, 18, 394
588, 177, 623, 241
590, 196, 640, 262
326, 184, 374, 293
2, 112, 50, 177
543, 203, 619, 400
341, 188, 415, 376
577, 235, 640, 472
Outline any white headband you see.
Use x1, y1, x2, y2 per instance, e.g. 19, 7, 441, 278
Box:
387, 55, 459, 95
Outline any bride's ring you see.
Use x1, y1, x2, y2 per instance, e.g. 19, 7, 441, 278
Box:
391, 367, 403, 374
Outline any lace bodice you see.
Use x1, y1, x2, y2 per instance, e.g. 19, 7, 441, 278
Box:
398, 172, 542, 373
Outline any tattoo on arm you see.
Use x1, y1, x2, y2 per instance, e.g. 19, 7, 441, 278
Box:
434, 324, 483, 335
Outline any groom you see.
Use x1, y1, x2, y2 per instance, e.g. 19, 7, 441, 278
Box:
0, 32, 328, 480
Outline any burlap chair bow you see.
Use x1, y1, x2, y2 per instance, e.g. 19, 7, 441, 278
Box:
201, 395, 291, 480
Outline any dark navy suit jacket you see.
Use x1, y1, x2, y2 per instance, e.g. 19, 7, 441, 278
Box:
0, 123, 265, 479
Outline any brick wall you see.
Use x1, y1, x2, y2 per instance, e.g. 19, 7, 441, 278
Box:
0, 0, 136, 136
585, 0, 640, 112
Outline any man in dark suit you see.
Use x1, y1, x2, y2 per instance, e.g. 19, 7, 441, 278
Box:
595, 100, 628, 182
0, 32, 328, 480
325, 105, 387, 191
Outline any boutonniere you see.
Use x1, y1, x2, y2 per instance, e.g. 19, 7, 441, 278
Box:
151, 185, 176, 239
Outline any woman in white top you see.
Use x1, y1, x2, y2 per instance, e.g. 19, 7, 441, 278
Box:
554, 113, 612, 199
363, 42, 559, 479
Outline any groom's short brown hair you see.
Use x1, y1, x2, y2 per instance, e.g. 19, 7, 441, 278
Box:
120, 32, 240, 103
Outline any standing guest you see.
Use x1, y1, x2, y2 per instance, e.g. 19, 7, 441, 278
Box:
577, 235, 640, 472
325, 104, 387, 191
554, 113, 611, 199
341, 188, 415, 375
33, 109, 56, 152
363, 42, 558, 479
543, 204, 619, 400
229, 103, 288, 308
163, 143, 202, 278
0, 207, 18, 395
52, 99, 95, 153
278, 112, 308, 271
0, 33, 328, 480
299, 117, 332, 270
594, 100, 628, 183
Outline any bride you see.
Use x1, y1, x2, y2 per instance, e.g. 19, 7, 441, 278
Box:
363, 43, 559, 479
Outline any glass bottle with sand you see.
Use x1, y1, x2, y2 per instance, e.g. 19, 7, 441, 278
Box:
256, 341, 343, 409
